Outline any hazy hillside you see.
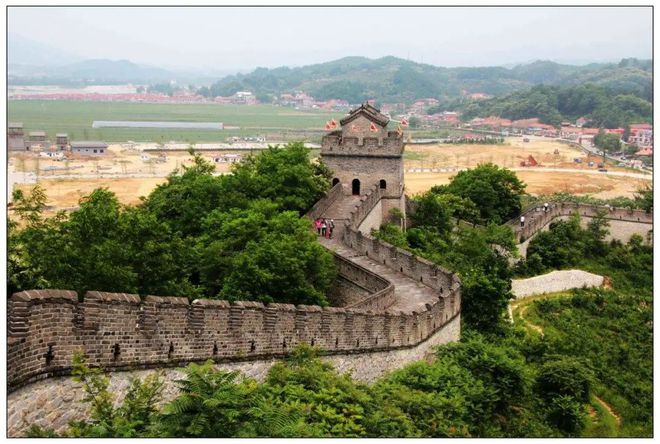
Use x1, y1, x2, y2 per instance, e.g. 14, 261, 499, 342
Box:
8, 33, 82, 67
203, 56, 652, 104
10, 58, 178, 85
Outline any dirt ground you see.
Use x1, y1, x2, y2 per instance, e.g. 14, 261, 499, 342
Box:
404, 170, 649, 199
404, 137, 630, 172
403, 138, 651, 199
9, 143, 236, 178
16, 177, 168, 211
9, 143, 238, 214
10, 138, 651, 213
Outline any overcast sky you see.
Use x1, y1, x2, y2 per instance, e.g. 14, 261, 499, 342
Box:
8, 6, 653, 71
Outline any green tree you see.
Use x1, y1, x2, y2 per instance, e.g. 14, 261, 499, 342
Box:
412, 192, 478, 234
536, 357, 593, 403
633, 184, 653, 213
158, 362, 256, 437
67, 352, 164, 438
197, 202, 335, 305
434, 163, 526, 224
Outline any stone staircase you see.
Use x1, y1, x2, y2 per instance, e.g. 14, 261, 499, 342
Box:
317, 193, 440, 314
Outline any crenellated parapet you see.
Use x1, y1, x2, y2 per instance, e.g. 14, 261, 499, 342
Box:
508, 202, 653, 243
321, 134, 404, 157
7, 275, 457, 391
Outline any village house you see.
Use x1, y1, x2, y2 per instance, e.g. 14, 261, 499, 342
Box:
70, 141, 108, 156
629, 123, 653, 146
442, 111, 460, 125
25, 131, 48, 151
576, 117, 588, 127
55, 133, 69, 151
560, 126, 583, 140
232, 91, 258, 105
8, 122, 25, 151
635, 146, 653, 156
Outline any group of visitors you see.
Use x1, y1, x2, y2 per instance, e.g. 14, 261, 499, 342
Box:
314, 218, 335, 238
521, 202, 552, 227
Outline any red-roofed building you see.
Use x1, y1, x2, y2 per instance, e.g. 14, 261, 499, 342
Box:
635, 147, 653, 156
629, 123, 653, 145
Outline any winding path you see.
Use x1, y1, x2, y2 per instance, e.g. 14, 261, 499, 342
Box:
510, 290, 622, 428
317, 192, 440, 314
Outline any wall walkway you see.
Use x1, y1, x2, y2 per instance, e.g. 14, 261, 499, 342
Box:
508, 203, 653, 256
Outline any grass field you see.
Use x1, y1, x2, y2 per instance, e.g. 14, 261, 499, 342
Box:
8, 101, 345, 143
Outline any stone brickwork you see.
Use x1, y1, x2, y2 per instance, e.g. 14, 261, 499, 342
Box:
8, 280, 456, 392
7, 314, 460, 437
511, 270, 605, 299
321, 104, 405, 200
510, 203, 653, 256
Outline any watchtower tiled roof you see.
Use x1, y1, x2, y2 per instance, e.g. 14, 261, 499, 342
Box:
339, 103, 390, 127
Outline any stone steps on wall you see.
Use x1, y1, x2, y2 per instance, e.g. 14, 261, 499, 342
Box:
318, 235, 439, 315
316, 192, 444, 315
322, 194, 362, 220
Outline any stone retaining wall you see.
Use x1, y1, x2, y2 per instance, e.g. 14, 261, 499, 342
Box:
7, 313, 459, 437
511, 270, 605, 299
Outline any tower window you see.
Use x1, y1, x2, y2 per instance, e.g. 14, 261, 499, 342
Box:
379, 179, 387, 189
352, 179, 361, 195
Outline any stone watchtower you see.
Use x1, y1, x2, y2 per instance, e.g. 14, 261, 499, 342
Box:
320, 103, 406, 221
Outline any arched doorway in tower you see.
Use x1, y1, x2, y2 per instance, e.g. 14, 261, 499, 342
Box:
352, 179, 361, 195
332, 178, 340, 187
379, 179, 387, 189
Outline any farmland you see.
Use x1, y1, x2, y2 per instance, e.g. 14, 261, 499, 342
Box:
8, 101, 344, 143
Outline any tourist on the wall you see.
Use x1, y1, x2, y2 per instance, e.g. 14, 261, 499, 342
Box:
315, 218, 322, 235
321, 219, 327, 237
328, 219, 335, 239
520, 215, 525, 227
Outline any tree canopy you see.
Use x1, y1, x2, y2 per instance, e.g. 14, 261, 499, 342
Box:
431, 163, 526, 225
9, 142, 335, 305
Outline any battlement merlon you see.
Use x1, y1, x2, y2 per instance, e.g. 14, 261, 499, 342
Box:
321, 133, 404, 157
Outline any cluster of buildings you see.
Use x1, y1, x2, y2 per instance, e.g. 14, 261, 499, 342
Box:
213, 91, 259, 105
8, 91, 206, 104
277, 92, 351, 111
7, 123, 108, 156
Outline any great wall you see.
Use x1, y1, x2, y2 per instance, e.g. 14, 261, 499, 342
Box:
7, 104, 461, 436
6, 104, 653, 436
509, 202, 653, 256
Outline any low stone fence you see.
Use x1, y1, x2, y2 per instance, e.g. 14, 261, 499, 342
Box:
511, 269, 605, 299
333, 252, 396, 312
347, 184, 384, 229
306, 182, 343, 221
508, 202, 653, 243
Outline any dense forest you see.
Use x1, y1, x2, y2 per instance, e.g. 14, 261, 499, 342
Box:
428, 83, 652, 127
21, 162, 653, 438
9, 143, 335, 306
199, 56, 651, 105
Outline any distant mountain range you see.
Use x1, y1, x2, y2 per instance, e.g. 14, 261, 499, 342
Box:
205, 56, 652, 104
9, 33, 651, 105
8, 34, 234, 85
